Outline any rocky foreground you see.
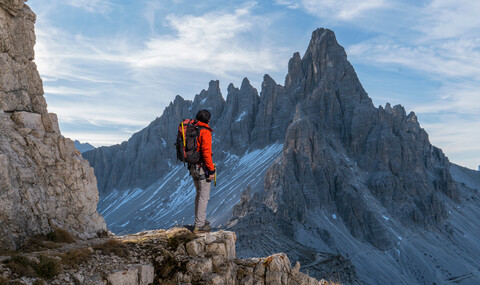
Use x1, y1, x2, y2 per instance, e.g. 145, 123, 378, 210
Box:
0, 228, 330, 285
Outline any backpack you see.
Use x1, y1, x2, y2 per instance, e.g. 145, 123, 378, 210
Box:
175, 119, 206, 164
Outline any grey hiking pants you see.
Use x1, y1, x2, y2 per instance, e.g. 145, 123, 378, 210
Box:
190, 164, 211, 227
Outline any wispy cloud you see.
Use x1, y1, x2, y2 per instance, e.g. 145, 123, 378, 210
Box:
35, 2, 283, 81
43, 86, 99, 97
300, 0, 389, 20
348, 39, 480, 81
417, 0, 480, 41
64, 0, 114, 14
127, 4, 282, 76
275, 0, 300, 9
421, 117, 480, 169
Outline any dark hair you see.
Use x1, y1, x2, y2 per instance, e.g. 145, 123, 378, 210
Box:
196, 109, 211, 124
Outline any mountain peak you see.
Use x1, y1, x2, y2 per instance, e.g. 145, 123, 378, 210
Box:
208, 80, 220, 92
240, 77, 252, 90
262, 74, 277, 86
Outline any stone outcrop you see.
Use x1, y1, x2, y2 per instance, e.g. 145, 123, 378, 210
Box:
0, 0, 106, 250
0, 228, 326, 285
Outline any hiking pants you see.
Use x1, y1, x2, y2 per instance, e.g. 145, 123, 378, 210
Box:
190, 164, 211, 227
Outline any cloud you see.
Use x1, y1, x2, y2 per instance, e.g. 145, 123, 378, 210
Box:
275, 0, 300, 9
348, 38, 480, 81
417, 0, 480, 40
143, 1, 163, 33
64, 0, 114, 14
35, 2, 283, 81
300, 0, 389, 20
43, 86, 99, 97
126, 4, 282, 76
421, 117, 480, 169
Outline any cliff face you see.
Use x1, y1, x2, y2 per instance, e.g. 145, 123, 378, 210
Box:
247, 29, 458, 250
0, 0, 106, 250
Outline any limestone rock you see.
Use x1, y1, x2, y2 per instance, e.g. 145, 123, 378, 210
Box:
0, 1, 46, 114
0, 0, 106, 250
106, 268, 138, 285
135, 264, 154, 285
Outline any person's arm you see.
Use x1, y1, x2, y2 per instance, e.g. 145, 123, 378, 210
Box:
200, 129, 215, 174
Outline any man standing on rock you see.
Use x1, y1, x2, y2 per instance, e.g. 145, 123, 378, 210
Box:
190, 110, 216, 233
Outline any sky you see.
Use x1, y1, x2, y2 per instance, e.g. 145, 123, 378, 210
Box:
27, 0, 480, 170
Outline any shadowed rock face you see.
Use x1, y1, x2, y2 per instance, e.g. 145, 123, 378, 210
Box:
233, 28, 458, 251
0, 1, 106, 250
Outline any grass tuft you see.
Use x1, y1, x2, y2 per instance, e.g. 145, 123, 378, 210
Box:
60, 248, 93, 268
166, 228, 195, 250
0, 276, 9, 285
46, 228, 75, 243
4, 255, 36, 277
19, 228, 74, 253
155, 251, 187, 279
3, 255, 62, 280
93, 239, 129, 257
35, 255, 62, 279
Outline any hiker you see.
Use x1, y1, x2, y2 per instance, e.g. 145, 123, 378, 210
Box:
188, 110, 216, 233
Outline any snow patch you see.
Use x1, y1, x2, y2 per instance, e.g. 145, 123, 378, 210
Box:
235, 111, 246, 122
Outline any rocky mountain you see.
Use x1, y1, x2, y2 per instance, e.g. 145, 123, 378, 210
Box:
82, 28, 480, 284
227, 29, 480, 284
0, 0, 106, 251
74, 140, 95, 153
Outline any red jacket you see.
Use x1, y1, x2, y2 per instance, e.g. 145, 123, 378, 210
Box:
196, 121, 215, 173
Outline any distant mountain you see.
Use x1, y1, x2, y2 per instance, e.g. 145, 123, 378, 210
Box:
74, 140, 95, 153
83, 28, 480, 284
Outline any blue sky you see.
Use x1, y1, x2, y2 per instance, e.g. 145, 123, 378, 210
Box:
28, 0, 480, 170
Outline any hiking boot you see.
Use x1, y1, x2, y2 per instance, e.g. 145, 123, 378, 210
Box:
193, 225, 211, 233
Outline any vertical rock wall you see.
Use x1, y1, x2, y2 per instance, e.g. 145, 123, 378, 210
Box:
0, 0, 106, 250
